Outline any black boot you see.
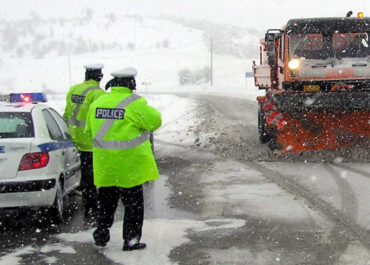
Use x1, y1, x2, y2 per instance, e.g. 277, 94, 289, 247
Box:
93, 228, 110, 247
122, 242, 147, 251
84, 208, 98, 229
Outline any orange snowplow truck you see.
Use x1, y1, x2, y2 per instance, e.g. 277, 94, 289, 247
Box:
253, 12, 370, 153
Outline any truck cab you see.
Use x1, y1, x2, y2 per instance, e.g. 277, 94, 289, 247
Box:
254, 15, 370, 92
252, 13, 370, 152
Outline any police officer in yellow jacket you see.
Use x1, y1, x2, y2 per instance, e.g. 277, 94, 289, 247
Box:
85, 67, 162, 251
63, 64, 105, 227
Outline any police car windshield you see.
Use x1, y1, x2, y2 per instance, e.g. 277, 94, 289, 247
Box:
0, 112, 34, 138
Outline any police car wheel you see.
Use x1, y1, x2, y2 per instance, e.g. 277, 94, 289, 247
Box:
50, 179, 64, 224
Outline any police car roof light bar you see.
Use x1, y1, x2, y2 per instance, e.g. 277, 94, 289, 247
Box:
9, 93, 47, 103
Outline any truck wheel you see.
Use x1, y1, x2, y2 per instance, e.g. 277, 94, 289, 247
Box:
267, 127, 281, 150
49, 179, 64, 224
267, 133, 278, 150
258, 104, 271, 144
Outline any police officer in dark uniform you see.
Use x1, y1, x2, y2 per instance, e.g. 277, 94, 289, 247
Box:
85, 68, 162, 251
64, 64, 106, 227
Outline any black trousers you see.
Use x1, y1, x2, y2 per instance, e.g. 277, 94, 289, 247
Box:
93, 185, 144, 245
79, 151, 98, 219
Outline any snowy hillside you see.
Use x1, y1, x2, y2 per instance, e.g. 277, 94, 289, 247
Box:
0, 0, 367, 95
0, 11, 257, 94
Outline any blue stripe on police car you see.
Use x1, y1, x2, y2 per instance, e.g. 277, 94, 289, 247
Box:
38, 141, 74, 152
95, 108, 125, 120
0, 146, 4, 153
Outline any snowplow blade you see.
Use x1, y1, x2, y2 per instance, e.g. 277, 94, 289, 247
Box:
258, 91, 370, 153
277, 110, 369, 153
267, 91, 369, 153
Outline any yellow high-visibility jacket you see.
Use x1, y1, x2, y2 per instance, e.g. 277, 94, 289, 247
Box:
85, 86, 162, 188
63, 80, 105, 151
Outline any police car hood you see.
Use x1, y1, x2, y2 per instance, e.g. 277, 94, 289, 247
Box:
0, 138, 32, 179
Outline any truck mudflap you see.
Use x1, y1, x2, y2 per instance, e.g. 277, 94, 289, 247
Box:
277, 110, 370, 153
271, 91, 370, 112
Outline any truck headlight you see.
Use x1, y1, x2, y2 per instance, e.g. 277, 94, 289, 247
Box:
288, 58, 301, 70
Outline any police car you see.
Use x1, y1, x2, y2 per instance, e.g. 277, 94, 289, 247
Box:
0, 93, 81, 223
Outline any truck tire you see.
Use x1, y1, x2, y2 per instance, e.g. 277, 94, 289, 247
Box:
267, 131, 279, 150
258, 104, 271, 144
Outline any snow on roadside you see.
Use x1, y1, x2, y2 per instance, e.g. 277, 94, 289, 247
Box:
47, 91, 202, 153
57, 218, 245, 265
0, 218, 246, 265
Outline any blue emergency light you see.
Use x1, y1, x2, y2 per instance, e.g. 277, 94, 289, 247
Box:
9, 93, 47, 103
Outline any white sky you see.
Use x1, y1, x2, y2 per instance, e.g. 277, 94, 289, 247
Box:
0, 0, 368, 29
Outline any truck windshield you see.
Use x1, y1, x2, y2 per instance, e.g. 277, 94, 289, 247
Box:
0, 112, 34, 138
289, 32, 369, 59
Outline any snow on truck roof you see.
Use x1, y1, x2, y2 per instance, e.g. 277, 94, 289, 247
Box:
285, 17, 370, 34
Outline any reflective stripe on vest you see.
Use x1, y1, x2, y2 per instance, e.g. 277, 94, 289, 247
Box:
92, 94, 151, 150
68, 86, 100, 128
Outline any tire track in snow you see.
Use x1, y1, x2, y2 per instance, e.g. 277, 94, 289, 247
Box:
246, 161, 370, 252
324, 165, 359, 222
156, 137, 369, 250
331, 164, 370, 179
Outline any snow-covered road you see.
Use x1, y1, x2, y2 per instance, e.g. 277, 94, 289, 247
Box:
0, 92, 369, 265
155, 92, 370, 264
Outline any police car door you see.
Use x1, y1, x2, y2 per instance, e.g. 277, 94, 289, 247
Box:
41, 109, 71, 191
48, 108, 81, 192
